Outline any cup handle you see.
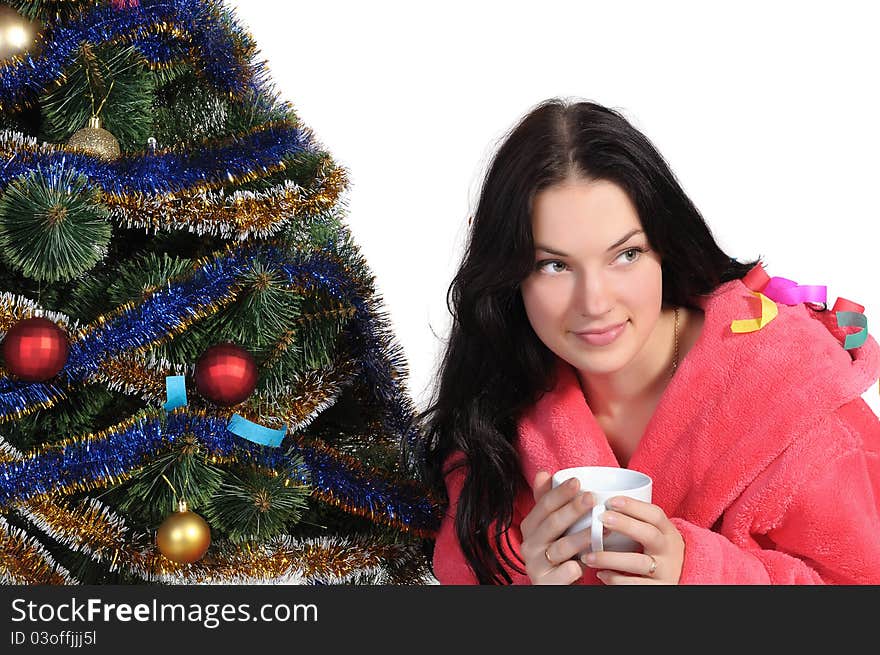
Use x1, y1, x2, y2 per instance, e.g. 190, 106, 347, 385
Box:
591, 502, 605, 553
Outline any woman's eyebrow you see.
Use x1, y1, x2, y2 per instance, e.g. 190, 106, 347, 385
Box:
535, 229, 644, 257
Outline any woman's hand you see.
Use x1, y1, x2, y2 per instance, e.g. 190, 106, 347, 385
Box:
580, 495, 684, 585
519, 471, 595, 585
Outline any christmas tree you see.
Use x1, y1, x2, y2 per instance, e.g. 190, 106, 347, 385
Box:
0, 0, 438, 584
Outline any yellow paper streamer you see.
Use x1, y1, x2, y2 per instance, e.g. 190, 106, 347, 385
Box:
730, 291, 779, 334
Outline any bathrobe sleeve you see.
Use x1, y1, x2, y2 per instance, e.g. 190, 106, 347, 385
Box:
432, 454, 480, 584
671, 398, 880, 584
432, 453, 532, 585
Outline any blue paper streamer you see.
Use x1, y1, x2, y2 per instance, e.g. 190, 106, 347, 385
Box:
227, 413, 287, 448
163, 375, 187, 411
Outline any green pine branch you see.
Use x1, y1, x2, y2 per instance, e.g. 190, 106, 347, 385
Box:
113, 431, 225, 526
0, 165, 112, 283
39, 42, 155, 151
152, 66, 230, 146
222, 87, 293, 135
106, 251, 213, 364
0, 383, 129, 452
151, 65, 294, 149
9, 1, 92, 24
202, 455, 310, 545
257, 292, 353, 393
210, 256, 303, 351
231, 149, 331, 195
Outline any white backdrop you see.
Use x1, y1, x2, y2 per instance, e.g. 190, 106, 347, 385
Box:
229, 0, 879, 417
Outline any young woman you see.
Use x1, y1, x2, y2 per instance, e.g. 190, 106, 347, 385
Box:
417, 98, 880, 585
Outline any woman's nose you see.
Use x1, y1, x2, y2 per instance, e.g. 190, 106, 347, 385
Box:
575, 272, 614, 317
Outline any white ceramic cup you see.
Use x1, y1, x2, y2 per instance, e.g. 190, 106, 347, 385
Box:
551, 466, 653, 554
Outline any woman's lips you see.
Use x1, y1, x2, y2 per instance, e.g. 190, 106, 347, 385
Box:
574, 321, 627, 346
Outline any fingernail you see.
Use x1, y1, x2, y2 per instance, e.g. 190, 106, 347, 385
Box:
567, 478, 579, 490
582, 553, 597, 565
580, 492, 594, 507
608, 496, 625, 509
601, 512, 614, 525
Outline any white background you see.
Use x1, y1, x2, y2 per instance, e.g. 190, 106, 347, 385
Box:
229, 0, 879, 416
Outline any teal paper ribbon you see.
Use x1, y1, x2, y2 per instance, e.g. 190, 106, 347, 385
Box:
837, 311, 868, 350
227, 413, 287, 447
163, 375, 286, 447
163, 375, 187, 411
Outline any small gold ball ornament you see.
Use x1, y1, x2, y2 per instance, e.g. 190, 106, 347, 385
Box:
156, 500, 212, 564
67, 116, 121, 160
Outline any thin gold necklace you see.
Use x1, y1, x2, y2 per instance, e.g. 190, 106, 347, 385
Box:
671, 307, 680, 378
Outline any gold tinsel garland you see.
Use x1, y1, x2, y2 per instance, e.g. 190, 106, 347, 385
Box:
0, 121, 347, 228
14, 494, 417, 584
95, 352, 172, 401
0, 291, 74, 334
103, 160, 347, 240
235, 355, 360, 432
93, 347, 359, 432
0, 514, 75, 584
0, 436, 22, 464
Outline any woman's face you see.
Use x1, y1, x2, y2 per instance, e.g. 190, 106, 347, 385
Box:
520, 178, 665, 378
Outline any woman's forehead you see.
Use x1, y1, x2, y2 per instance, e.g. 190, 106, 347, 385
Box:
532, 180, 639, 229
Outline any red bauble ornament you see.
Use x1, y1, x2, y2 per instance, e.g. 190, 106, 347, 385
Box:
1, 317, 69, 382
194, 342, 258, 406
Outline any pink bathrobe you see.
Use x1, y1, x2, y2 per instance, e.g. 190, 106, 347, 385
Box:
433, 277, 880, 584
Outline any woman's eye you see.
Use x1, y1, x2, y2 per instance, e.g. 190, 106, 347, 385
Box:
535, 260, 566, 273
535, 248, 645, 274
619, 247, 645, 263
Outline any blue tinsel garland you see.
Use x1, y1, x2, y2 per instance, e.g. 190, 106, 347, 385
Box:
0, 242, 438, 532
0, 122, 313, 196
0, 0, 269, 110
0, 409, 439, 533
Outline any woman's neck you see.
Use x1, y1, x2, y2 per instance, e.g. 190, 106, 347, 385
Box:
577, 306, 683, 420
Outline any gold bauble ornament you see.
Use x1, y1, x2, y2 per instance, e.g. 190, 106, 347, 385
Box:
67, 116, 121, 160
156, 501, 212, 564
0, 6, 43, 61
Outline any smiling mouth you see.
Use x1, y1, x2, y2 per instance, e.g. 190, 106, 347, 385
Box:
575, 322, 626, 336
573, 321, 627, 346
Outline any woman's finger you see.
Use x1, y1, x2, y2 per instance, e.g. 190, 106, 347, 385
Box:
606, 497, 676, 534
543, 521, 596, 567
596, 570, 664, 585
580, 550, 655, 576
595, 509, 664, 552
532, 471, 552, 503
534, 558, 585, 586
530, 489, 595, 547
520, 475, 583, 538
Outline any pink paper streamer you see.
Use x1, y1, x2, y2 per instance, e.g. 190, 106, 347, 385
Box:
760, 276, 827, 306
